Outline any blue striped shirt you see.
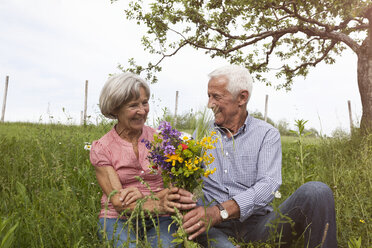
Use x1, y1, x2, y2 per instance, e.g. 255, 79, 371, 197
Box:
198, 113, 282, 222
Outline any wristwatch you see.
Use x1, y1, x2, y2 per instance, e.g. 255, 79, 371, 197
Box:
216, 203, 229, 220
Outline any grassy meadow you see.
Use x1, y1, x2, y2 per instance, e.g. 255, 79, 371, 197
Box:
0, 122, 371, 247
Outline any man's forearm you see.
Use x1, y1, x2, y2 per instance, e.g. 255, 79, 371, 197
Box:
221, 199, 240, 220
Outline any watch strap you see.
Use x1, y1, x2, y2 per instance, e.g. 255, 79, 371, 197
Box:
216, 203, 225, 211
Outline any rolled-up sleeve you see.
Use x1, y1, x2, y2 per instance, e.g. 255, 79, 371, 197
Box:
232, 128, 282, 222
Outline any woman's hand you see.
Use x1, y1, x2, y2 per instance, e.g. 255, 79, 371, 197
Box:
119, 187, 144, 206
158, 187, 196, 213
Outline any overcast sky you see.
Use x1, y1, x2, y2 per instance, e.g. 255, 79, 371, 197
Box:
0, 0, 362, 136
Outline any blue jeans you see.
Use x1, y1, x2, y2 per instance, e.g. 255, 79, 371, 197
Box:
196, 181, 338, 248
98, 216, 179, 248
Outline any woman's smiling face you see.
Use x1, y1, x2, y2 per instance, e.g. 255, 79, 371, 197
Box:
115, 87, 149, 133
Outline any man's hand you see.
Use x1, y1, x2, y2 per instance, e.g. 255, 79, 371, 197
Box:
119, 187, 144, 206
182, 206, 221, 240
159, 187, 196, 213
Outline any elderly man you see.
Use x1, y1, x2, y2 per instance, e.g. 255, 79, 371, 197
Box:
182, 65, 337, 248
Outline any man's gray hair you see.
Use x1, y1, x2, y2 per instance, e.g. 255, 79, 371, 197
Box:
208, 65, 253, 102
99, 72, 150, 119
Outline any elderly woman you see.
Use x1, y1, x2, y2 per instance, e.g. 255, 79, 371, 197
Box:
90, 72, 195, 247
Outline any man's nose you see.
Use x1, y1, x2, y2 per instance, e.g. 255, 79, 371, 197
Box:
208, 98, 215, 109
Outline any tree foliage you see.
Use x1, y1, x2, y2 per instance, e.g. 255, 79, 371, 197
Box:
117, 0, 369, 89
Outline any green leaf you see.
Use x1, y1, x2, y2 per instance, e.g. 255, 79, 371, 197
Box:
171, 238, 184, 244
1, 220, 19, 248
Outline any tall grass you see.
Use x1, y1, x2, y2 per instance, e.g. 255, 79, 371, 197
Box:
162, 107, 214, 138
0, 122, 111, 247
0, 122, 371, 247
280, 130, 372, 247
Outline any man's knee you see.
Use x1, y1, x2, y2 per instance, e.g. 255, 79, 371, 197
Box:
298, 181, 334, 203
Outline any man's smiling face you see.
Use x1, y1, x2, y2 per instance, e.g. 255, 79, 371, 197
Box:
207, 76, 240, 129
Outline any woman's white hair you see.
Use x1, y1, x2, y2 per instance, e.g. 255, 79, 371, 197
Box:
208, 65, 253, 102
99, 72, 150, 119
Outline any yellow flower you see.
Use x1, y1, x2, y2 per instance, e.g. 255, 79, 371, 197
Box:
360, 219, 366, 224
185, 160, 193, 170
204, 168, 216, 177
165, 154, 183, 166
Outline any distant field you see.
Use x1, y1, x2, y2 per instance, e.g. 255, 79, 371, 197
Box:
0, 122, 370, 247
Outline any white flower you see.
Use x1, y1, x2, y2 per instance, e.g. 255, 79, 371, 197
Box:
181, 132, 192, 139
84, 144, 91, 151
274, 190, 281, 199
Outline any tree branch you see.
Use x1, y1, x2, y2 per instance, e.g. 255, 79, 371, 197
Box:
299, 26, 360, 53
168, 20, 361, 56
285, 40, 337, 74
255, 34, 283, 70
273, 2, 331, 30
152, 41, 188, 67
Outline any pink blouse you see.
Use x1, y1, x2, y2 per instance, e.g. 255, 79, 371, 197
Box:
90, 125, 163, 219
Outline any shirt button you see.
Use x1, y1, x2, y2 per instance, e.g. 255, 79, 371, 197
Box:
224, 169, 227, 173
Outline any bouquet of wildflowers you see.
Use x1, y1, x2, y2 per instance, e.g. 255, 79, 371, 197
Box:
142, 121, 218, 247
142, 121, 217, 197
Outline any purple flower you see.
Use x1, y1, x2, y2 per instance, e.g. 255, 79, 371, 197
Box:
163, 144, 175, 155
158, 121, 182, 140
143, 122, 186, 175
141, 139, 152, 149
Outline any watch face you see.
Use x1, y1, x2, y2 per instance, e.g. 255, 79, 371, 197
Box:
221, 210, 229, 219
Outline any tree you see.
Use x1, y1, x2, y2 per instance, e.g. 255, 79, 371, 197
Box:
118, 0, 372, 131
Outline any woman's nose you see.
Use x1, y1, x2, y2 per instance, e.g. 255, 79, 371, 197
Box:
136, 105, 147, 114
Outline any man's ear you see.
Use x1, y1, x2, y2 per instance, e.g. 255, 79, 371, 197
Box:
238, 90, 249, 106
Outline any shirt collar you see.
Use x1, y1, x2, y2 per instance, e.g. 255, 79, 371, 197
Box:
213, 112, 252, 137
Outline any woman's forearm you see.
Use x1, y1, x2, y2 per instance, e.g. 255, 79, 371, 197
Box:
95, 166, 168, 213
94, 166, 124, 212
122, 188, 196, 214
95, 167, 194, 214
115, 190, 167, 214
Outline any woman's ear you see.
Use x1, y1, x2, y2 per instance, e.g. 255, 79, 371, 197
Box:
112, 105, 121, 116
238, 90, 249, 106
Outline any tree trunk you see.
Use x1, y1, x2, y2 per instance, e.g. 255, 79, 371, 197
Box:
357, 16, 372, 132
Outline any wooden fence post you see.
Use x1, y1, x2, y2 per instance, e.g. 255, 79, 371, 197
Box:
174, 91, 179, 126
264, 94, 269, 122
1, 76, 9, 122
348, 100, 353, 133
83, 80, 88, 125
